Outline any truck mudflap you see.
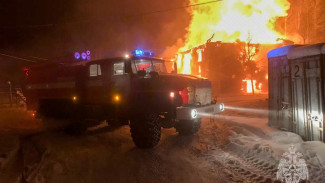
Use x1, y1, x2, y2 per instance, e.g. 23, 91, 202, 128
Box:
176, 103, 225, 120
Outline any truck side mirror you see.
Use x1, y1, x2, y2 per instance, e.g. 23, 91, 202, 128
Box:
137, 70, 146, 77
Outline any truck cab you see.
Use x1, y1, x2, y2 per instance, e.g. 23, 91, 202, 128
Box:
25, 50, 224, 148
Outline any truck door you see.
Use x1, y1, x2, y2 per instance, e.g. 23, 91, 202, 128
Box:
85, 63, 105, 104
111, 61, 131, 104
75, 65, 87, 104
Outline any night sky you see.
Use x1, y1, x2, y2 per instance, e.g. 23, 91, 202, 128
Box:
0, 0, 190, 59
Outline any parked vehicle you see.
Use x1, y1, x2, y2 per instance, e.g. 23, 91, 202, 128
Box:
25, 50, 224, 148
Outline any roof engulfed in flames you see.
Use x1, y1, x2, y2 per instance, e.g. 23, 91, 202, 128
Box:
180, 0, 290, 51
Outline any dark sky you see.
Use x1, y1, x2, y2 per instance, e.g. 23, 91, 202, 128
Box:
0, 0, 191, 59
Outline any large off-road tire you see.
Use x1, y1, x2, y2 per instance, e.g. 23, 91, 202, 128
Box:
130, 113, 161, 148
176, 119, 201, 135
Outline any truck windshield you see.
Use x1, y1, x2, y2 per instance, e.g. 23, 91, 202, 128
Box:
132, 59, 168, 74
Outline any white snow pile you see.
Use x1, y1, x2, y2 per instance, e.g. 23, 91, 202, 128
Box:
217, 115, 325, 183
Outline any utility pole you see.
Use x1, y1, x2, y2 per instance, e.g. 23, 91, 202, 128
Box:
7, 81, 12, 107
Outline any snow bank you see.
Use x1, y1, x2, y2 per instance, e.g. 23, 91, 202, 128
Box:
219, 114, 325, 183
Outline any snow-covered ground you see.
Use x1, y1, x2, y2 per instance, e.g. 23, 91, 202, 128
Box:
0, 94, 324, 183
212, 95, 325, 182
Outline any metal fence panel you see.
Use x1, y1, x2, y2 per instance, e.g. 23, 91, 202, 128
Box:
279, 61, 291, 131
267, 46, 295, 130
269, 44, 325, 142
291, 61, 308, 139
268, 58, 292, 130
305, 59, 323, 141
268, 58, 281, 127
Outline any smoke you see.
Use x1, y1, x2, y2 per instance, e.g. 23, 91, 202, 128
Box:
0, 0, 191, 59
161, 38, 184, 58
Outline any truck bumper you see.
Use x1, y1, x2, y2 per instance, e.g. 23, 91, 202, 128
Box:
176, 103, 225, 120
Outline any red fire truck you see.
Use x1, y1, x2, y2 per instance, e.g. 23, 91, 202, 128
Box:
25, 50, 224, 148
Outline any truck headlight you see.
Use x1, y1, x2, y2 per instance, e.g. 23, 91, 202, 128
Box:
219, 103, 225, 112
169, 92, 175, 99
191, 109, 198, 119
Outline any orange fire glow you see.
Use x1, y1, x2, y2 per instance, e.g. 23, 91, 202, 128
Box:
181, 0, 290, 51
183, 53, 192, 74
176, 0, 290, 74
197, 49, 203, 62
177, 54, 183, 70
242, 79, 262, 94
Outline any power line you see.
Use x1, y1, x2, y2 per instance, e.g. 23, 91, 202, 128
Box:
0, 49, 48, 61
0, 0, 222, 29
127, 0, 222, 17
0, 53, 38, 63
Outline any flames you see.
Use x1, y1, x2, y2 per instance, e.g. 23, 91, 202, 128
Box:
242, 79, 263, 94
172, 0, 290, 95
183, 53, 192, 74
181, 0, 290, 51
173, 0, 290, 84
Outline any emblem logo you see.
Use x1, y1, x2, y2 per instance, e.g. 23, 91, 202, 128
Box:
276, 145, 309, 183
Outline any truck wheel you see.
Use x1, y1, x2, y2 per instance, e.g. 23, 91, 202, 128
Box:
176, 119, 201, 135
130, 113, 161, 148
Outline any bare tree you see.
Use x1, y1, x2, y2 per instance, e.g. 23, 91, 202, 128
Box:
238, 34, 260, 94
286, 0, 325, 44
316, 0, 325, 42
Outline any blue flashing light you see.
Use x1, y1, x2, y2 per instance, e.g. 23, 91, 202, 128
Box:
132, 49, 154, 57
75, 50, 91, 61
133, 49, 144, 56
74, 52, 80, 60
81, 52, 87, 60
145, 51, 154, 57
267, 45, 296, 58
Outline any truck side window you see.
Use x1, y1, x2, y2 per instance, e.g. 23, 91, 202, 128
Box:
89, 64, 102, 77
114, 63, 124, 75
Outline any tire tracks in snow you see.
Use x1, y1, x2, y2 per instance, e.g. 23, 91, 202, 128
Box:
190, 144, 277, 183
188, 117, 278, 183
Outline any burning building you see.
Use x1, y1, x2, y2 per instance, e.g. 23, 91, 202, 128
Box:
176, 41, 283, 95
168, 0, 293, 95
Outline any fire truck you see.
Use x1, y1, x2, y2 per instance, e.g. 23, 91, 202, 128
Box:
25, 50, 224, 148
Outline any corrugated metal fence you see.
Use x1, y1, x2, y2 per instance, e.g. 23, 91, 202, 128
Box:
268, 43, 325, 142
